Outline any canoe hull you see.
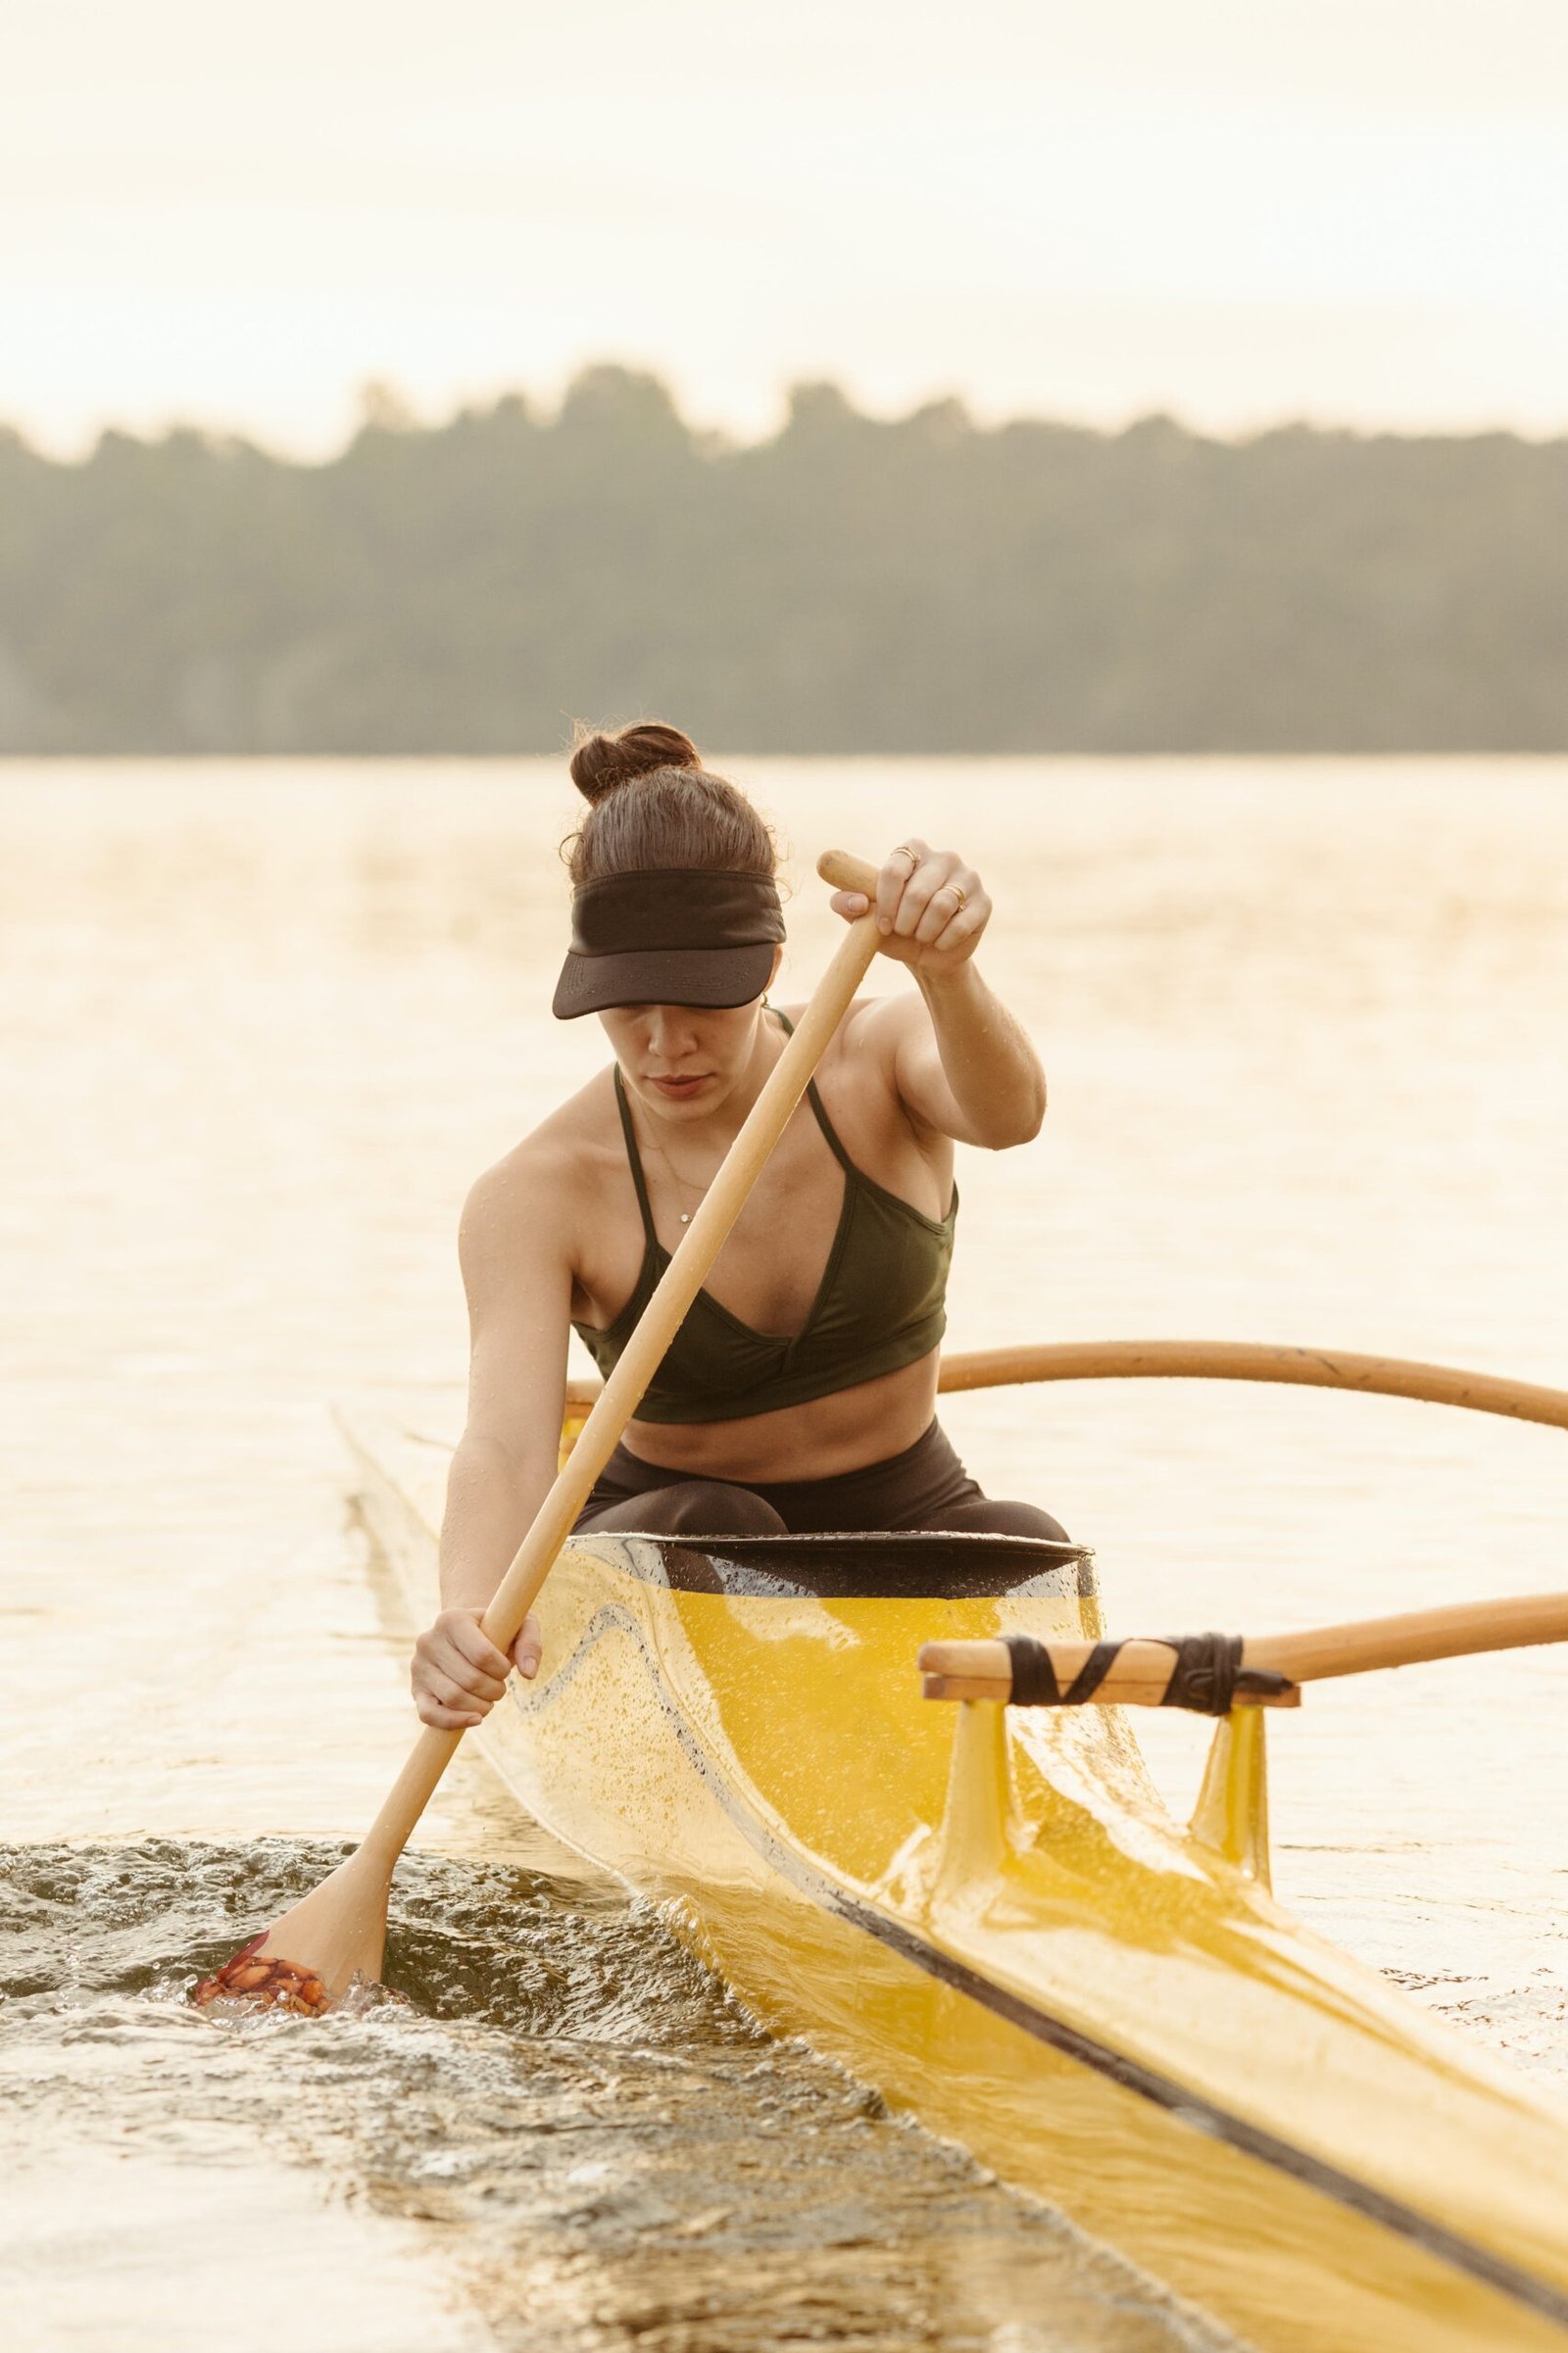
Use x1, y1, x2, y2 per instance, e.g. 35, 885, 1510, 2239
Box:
345, 1411, 1568, 2353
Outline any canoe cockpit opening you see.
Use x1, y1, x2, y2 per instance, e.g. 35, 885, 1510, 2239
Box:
565, 1526, 1096, 1601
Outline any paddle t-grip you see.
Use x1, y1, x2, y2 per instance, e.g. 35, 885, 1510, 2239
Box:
817, 849, 882, 900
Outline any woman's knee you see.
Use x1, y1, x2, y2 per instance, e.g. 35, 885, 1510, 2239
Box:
582, 1480, 788, 1537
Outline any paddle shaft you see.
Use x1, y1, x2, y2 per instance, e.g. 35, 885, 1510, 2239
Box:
919, 1590, 1568, 1706
358, 866, 882, 1870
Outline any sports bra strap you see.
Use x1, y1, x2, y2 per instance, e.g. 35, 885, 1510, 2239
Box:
772, 1009, 856, 1174
612, 1065, 660, 1245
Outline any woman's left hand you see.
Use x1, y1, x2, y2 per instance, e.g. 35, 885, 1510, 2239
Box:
829, 840, 991, 976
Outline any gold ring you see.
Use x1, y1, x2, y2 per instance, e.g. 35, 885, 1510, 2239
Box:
939, 883, 967, 909
891, 844, 919, 867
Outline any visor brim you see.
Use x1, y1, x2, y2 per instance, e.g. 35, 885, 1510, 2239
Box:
552, 943, 776, 1020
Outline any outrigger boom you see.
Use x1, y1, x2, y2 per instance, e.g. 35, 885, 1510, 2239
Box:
918, 1590, 1568, 1707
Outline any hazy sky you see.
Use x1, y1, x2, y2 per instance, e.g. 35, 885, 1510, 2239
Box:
8, 0, 1567, 452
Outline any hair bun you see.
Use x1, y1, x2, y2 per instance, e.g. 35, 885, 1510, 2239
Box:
569, 721, 701, 806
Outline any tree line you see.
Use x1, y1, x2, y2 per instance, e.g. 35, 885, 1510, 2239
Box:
1, 368, 1563, 754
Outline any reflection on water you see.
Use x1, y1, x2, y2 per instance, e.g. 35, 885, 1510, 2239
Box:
3, 758, 1567, 2345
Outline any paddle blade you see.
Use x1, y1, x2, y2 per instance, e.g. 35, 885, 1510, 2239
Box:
190, 1845, 392, 2015
191, 1931, 332, 2015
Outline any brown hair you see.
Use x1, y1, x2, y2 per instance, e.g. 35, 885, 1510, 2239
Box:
565, 721, 777, 887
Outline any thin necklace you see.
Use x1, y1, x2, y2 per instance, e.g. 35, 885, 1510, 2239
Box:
632, 1025, 781, 1223
640, 1114, 718, 1226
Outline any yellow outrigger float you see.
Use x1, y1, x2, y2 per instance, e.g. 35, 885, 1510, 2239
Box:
340, 1342, 1568, 2353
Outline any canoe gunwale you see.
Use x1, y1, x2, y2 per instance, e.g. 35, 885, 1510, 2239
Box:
563, 1527, 1096, 1600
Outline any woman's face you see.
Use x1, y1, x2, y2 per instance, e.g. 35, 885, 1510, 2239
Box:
599, 951, 783, 1122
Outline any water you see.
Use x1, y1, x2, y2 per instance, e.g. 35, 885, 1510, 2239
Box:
2, 1840, 1218, 2353
3, 757, 1567, 2347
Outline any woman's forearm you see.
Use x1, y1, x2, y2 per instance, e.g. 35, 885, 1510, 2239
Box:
916, 962, 1047, 1149
438, 1431, 559, 1614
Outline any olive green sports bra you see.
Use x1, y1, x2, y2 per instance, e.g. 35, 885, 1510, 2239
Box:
573, 1019, 956, 1424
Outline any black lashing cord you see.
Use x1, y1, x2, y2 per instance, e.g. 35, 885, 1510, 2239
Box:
1004, 1631, 1298, 1715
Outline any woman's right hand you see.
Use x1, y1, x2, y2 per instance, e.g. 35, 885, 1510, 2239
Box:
411, 1606, 543, 1730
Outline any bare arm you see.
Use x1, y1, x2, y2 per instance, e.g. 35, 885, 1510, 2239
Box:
902, 962, 1045, 1149
412, 1152, 574, 1730
832, 840, 1046, 1150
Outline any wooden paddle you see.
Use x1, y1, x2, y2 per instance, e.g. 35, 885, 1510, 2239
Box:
918, 1591, 1568, 1708
195, 847, 886, 2012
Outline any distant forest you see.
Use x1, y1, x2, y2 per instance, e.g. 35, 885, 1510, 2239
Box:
1, 368, 1564, 754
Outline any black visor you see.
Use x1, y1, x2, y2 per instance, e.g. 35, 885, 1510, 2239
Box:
552, 867, 785, 1020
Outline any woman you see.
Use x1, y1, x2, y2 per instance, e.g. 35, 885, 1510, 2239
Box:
413, 722, 1063, 1730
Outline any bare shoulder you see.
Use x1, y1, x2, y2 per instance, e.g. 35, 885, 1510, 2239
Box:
778, 991, 954, 1183
778, 992, 918, 1088
459, 1066, 620, 1291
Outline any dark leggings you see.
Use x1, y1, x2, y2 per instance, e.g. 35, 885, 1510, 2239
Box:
574, 1420, 1067, 1543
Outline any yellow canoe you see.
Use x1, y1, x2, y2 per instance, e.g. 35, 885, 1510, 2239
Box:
341, 1406, 1568, 2353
